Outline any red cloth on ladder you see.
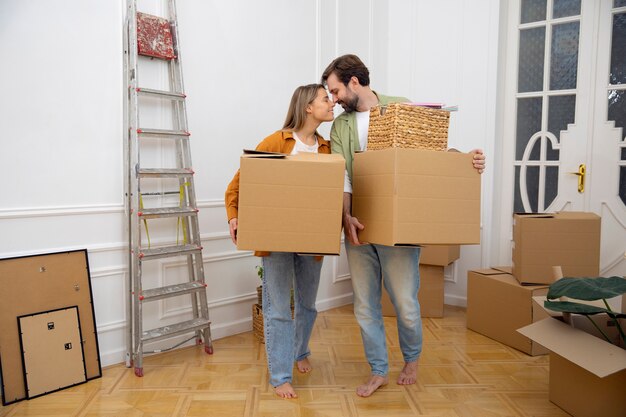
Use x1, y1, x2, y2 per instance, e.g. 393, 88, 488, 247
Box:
136, 12, 176, 60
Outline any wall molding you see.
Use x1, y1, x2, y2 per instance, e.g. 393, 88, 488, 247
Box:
197, 199, 225, 209
0, 203, 124, 219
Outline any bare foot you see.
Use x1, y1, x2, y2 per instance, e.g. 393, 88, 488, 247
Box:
296, 357, 312, 373
397, 361, 418, 385
356, 375, 388, 397
274, 382, 298, 399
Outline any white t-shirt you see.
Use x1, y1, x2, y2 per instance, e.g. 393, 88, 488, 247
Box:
292, 132, 319, 155
344, 110, 370, 193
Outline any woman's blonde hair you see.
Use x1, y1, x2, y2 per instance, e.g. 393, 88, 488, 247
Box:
282, 83, 326, 131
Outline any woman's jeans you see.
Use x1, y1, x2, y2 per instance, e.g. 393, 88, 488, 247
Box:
262, 252, 323, 387
345, 242, 422, 376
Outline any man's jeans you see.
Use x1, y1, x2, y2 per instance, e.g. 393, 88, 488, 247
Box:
262, 252, 323, 387
345, 242, 422, 376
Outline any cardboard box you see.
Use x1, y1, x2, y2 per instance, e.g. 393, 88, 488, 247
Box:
467, 268, 550, 355
512, 212, 601, 285
518, 315, 626, 417
382, 264, 445, 318
352, 148, 481, 246
237, 152, 344, 255
420, 245, 460, 266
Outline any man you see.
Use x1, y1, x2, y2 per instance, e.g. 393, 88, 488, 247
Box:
321, 54, 485, 397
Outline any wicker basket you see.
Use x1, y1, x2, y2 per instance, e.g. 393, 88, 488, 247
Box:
252, 303, 265, 342
368, 102, 449, 151
251, 303, 295, 344
256, 286, 263, 306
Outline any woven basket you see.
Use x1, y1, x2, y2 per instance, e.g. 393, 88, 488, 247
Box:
251, 303, 295, 344
368, 103, 449, 151
256, 286, 263, 306
252, 303, 265, 342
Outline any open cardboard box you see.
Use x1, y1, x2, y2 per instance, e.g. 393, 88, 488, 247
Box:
518, 296, 626, 417
237, 151, 344, 255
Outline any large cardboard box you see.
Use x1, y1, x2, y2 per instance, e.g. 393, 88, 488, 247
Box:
518, 314, 626, 417
352, 148, 481, 246
467, 268, 550, 355
512, 212, 601, 285
382, 264, 445, 318
237, 152, 344, 255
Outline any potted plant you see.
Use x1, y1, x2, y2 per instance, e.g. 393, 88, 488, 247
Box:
543, 276, 626, 347
255, 265, 263, 306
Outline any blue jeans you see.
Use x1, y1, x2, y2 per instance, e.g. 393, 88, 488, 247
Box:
345, 242, 422, 376
262, 252, 323, 387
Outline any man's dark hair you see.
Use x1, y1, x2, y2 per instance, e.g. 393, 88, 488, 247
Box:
321, 54, 370, 87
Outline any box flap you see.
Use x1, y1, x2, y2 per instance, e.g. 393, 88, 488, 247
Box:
242, 149, 287, 158
514, 213, 555, 220
531, 295, 562, 317
517, 318, 626, 378
491, 266, 512, 274
471, 268, 509, 276
533, 295, 618, 313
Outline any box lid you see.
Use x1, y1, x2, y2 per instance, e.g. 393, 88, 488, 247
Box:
517, 318, 626, 378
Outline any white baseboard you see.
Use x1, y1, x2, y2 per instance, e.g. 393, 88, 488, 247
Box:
444, 294, 467, 308
99, 293, 354, 368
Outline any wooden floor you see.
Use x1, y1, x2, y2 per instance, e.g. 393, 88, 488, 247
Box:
0, 304, 570, 417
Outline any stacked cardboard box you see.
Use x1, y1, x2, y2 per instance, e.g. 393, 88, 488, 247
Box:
467, 211, 602, 355
512, 212, 601, 284
382, 245, 460, 318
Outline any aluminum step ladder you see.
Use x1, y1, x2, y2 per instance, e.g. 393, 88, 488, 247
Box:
123, 0, 212, 377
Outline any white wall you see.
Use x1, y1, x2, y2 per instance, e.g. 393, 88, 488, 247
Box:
0, 0, 500, 367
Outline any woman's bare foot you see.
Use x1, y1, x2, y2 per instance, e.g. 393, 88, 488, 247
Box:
397, 361, 418, 385
274, 382, 297, 399
296, 357, 312, 373
356, 375, 388, 397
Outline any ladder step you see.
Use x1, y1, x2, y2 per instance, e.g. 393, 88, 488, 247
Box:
140, 281, 206, 302
136, 87, 186, 100
138, 207, 198, 219
142, 318, 211, 343
139, 244, 202, 260
137, 128, 190, 137
138, 168, 194, 178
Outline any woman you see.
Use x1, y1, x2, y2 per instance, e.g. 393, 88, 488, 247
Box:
225, 84, 335, 399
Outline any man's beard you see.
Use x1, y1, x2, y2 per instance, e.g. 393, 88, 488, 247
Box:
340, 94, 359, 113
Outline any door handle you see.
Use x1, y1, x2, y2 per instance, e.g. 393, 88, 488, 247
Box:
568, 164, 585, 193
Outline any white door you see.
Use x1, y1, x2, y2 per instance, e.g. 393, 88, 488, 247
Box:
497, 0, 626, 277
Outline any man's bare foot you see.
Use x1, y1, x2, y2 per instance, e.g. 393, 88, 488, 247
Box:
397, 361, 418, 385
296, 357, 312, 373
356, 375, 388, 397
274, 382, 297, 399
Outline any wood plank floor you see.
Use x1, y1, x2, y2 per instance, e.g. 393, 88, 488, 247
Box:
1, 305, 570, 417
